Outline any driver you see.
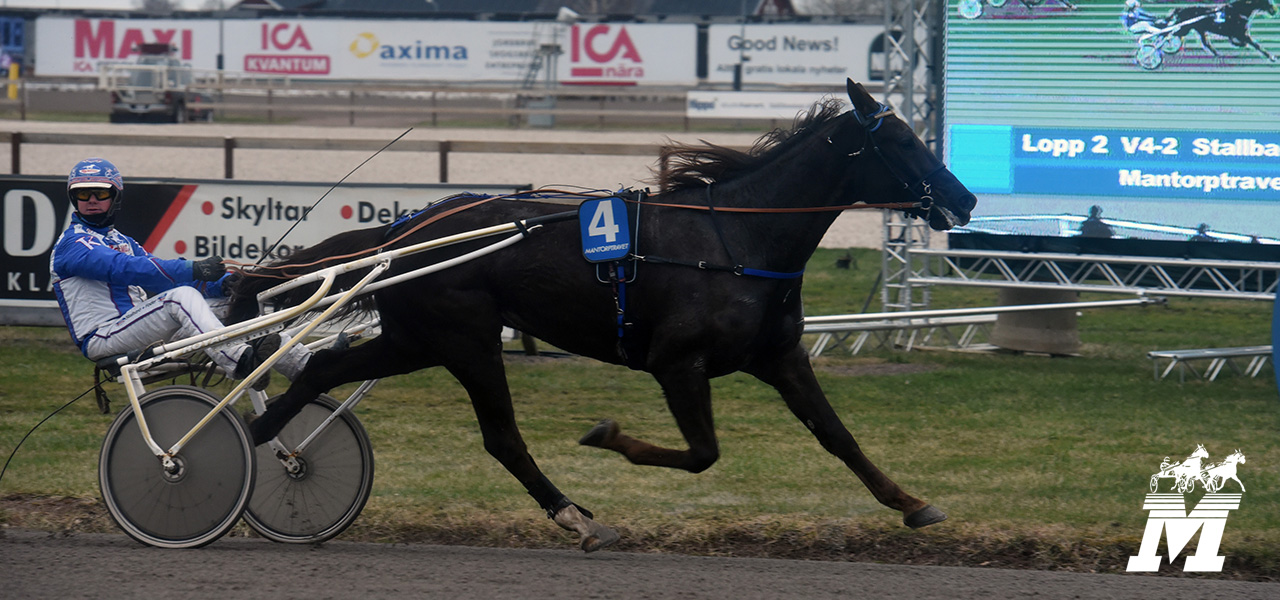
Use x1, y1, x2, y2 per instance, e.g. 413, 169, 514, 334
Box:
1121, 0, 1164, 36
50, 158, 311, 388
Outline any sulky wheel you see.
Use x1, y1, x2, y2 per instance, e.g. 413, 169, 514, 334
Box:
1162, 35, 1183, 54
959, 0, 984, 19
243, 394, 374, 544
1135, 45, 1163, 70
99, 385, 255, 549
1149, 474, 1160, 493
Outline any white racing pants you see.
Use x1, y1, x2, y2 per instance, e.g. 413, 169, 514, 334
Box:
83, 286, 310, 380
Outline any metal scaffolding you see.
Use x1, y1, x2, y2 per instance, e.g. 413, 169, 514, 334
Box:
911, 249, 1280, 300
879, 0, 942, 314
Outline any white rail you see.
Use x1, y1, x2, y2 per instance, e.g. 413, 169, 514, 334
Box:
910, 249, 1279, 300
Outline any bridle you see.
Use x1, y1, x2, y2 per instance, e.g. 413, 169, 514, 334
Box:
837, 102, 948, 216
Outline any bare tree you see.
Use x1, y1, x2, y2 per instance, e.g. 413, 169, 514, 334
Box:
801, 0, 884, 17
136, 0, 179, 15
556, 0, 645, 15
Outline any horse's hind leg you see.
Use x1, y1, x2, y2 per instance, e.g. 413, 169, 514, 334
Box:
744, 345, 945, 529
444, 339, 618, 552
249, 333, 433, 445
1199, 31, 1221, 56
579, 367, 721, 473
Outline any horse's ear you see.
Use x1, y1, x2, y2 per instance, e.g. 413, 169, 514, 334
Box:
846, 79, 876, 112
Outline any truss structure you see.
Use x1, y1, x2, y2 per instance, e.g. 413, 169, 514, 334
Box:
878, 0, 941, 314
910, 249, 1280, 300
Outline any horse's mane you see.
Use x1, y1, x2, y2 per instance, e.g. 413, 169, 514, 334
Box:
654, 98, 847, 191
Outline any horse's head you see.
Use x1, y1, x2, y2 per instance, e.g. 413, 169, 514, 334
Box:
837, 79, 976, 231
1230, 449, 1246, 463
1190, 444, 1209, 459
1237, 0, 1277, 15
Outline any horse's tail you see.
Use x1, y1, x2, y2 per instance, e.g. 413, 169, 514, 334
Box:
226, 224, 389, 323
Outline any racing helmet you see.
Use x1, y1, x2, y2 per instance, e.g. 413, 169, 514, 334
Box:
67, 158, 124, 227
1125, 0, 1140, 9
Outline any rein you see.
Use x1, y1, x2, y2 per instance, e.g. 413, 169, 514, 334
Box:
241, 188, 614, 279
624, 197, 923, 214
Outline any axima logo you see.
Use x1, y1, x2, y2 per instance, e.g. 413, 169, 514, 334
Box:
347, 32, 468, 61
568, 24, 644, 83
1127, 445, 1248, 573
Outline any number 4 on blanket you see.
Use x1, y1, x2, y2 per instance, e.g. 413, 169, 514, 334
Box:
579, 196, 631, 263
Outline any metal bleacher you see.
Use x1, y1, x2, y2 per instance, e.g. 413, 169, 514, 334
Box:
1147, 346, 1273, 382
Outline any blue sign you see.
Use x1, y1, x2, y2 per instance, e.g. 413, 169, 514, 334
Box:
579, 196, 631, 263
950, 125, 1280, 201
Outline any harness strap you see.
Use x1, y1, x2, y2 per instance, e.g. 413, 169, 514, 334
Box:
703, 184, 740, 269
631, 254, 804, 280
627, 183, 804, 280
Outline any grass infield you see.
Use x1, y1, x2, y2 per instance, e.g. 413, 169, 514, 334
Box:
2, 248, 1277, 579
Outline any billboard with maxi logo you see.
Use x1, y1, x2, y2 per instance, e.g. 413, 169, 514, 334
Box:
34, 17, 222, 74
0, 177, 524, 324
34, 17, 697, 85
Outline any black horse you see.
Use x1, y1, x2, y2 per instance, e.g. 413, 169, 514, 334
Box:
1171, 0, 1277, 61
230, 80, 977, 552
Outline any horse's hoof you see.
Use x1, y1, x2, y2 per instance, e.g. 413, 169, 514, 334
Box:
581, 526, 621, 553
578, 419, 619, 447
904, 505, 947, 529
553, 504, 620, 553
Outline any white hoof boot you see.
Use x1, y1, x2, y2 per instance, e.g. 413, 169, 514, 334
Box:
553, 504, 620, 553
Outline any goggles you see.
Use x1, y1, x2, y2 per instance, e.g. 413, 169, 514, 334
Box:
73, 188, 114, 201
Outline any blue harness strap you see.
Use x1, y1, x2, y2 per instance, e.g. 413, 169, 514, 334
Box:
741, 267, 806, 279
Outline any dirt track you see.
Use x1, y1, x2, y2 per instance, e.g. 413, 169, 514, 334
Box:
0, 118, 896, 249
2, 528, 1277, 600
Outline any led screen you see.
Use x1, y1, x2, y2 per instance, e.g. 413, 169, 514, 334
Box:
944, 0, 1280, 256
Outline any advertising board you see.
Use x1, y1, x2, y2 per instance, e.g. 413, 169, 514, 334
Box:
35, 17, 697, 85
34, 17, 221, 74
686, 90, 839, 120
1, 177, 525, 323
944, 1, 1280, 260
705, 24, 882, 86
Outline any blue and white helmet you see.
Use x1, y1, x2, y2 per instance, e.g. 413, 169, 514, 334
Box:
67, 158, 124, 226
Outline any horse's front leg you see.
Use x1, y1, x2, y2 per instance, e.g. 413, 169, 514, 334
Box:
579, 365, 721, 473
744, 344, 946, 529
446, 340, 619, 552
1243, 36, 1276, 61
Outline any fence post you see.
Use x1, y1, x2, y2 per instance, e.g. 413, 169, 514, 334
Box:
267, 88, 273, 123
223, 136, 235, 179
349, 89, 355, 126
438, 140, 450, 183
10, 131, 20, 174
